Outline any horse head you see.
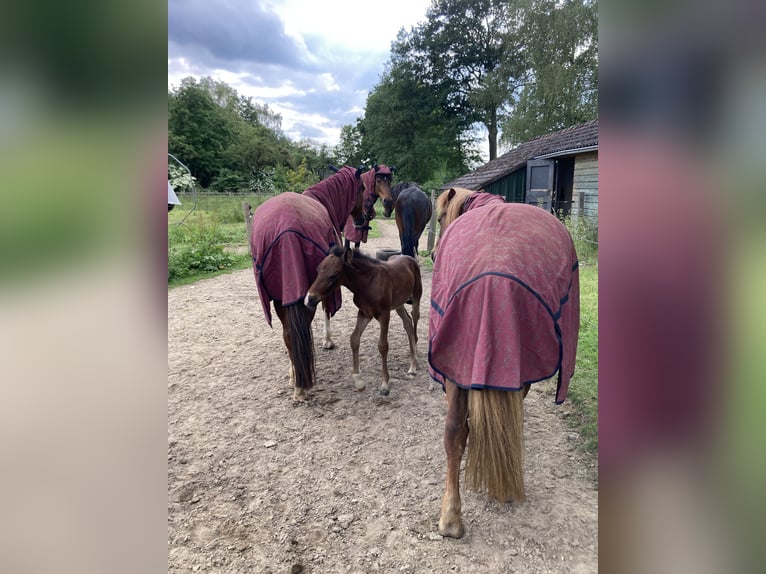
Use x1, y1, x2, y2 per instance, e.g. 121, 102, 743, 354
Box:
432, 187, 474, 261
304, 246, 347, 309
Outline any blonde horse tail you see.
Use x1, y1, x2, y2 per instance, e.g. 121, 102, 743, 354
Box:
465, 388, 525, 502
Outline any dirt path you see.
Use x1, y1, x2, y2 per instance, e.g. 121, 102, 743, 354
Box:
168, 219, 598, 573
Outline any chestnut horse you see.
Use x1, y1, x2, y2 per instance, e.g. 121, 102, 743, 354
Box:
382, 182, 432, 258
430, 187, 580, 538
251, 165, 393, 401
304, 246, 422, 396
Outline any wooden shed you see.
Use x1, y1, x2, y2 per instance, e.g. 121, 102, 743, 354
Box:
441, 119, 598, 224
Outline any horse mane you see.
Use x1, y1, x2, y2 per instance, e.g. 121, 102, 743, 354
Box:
329, 245, 384, 272
348, 248, 384, 271
437, 187, 475, 229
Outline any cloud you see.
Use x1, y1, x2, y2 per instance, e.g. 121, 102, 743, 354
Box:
168, 0, 312, 69
168, 0, 431, 145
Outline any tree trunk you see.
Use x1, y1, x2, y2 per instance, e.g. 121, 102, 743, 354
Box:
487, 108, 498, 161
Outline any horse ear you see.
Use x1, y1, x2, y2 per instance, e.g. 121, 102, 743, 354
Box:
355, 166, 364, 178
374, 163, 379, 173
390, 165, 397, 173
447, 188, 457, 201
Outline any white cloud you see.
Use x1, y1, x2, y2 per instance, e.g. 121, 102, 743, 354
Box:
169, 0, 433, 148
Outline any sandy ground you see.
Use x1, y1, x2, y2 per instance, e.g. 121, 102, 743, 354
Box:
168, 218, 598, 573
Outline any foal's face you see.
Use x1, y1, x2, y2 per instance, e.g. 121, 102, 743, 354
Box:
304, 253, 345, 308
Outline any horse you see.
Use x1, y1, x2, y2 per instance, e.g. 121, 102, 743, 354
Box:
343, 166, 393, 250
382, 182, 433, 258
429, 187, 580, 538
304, 246, 422, 396
250, 165, 393, 401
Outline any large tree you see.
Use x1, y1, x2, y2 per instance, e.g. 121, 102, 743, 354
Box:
411, 0, 527, 160
357, 29, 475, 184
168, 78, 236, 187
500, 0, 598, 145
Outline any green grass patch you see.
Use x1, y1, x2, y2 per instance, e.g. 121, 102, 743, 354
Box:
566, 261, 598, 452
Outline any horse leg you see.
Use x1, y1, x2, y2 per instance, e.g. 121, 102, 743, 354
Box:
274, 301, 314, 402
439, 379, 469, 538
393, 305, 418, 377
377, 311, 391, 395
321, 298, 335, 350
273, 302, 295, 388
350, 313, 372, 391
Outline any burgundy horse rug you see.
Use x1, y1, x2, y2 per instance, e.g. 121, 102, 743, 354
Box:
429, 196, 580, 403
251, 166, 368, 326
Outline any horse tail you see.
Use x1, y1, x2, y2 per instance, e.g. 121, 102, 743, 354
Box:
465, 388, 525, 502
400, 207, 418, 258
285, 303, 315, 390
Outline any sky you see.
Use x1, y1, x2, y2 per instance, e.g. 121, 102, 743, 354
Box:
168, 0, 435, 149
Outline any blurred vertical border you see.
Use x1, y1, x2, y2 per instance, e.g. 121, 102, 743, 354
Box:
600, 0, 766, 571
0, 1, 167, 573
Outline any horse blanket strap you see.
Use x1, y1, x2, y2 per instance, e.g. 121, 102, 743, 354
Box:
428, 202, 579, 404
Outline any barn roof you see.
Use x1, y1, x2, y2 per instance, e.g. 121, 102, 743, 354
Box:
441, 119, 598, 191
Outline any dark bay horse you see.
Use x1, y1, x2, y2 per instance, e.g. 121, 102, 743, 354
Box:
304, 246, 422, 396
429, 187, 580, 538
382, 182, 432, 258
250, 166, 393, 401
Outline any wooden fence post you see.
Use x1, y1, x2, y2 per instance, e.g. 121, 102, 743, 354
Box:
242, 202, 254, 256
426, 188, 438, 254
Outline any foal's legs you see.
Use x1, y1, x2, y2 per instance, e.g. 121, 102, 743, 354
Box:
376, 311, 392, 395
350, 313, 372, 391
393, 305, 418, 376
439, 379, 469, 538
321, 299, 335, 350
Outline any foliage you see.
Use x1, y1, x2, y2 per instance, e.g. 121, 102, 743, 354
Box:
168, 76, 339, 193
410, 0, 527, 160
168, 193, 275, 284
566, 261, 598, 452
500, 0, 598, 145
168, 162, 197, 192
168, 218, 242, 281
562, 212, 599, 264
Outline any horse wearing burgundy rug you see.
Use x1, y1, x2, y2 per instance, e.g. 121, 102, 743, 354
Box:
250, 165, 393, 401
343, 165, 393, 249
429, 187, 580, 538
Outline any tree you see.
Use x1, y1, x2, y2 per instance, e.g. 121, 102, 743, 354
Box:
357, 28, 474, 184
411, 0, 527, 160
336, 124, 365, 167
168, 78, 236, 187
500, 0, 598, 145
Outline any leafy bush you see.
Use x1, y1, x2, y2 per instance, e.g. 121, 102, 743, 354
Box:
168, 218, 240, 281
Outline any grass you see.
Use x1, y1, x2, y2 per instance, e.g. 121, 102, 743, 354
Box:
566, 261, 598, 452
168, 193, 270, 286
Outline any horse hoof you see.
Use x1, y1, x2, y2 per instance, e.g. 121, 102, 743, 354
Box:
353, 375, 365, 391
323, 341, 335, 350
438, 520, 465, 539
379, 388, 390, 396
406, 370, 417, 378
293, 389, 307, 402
